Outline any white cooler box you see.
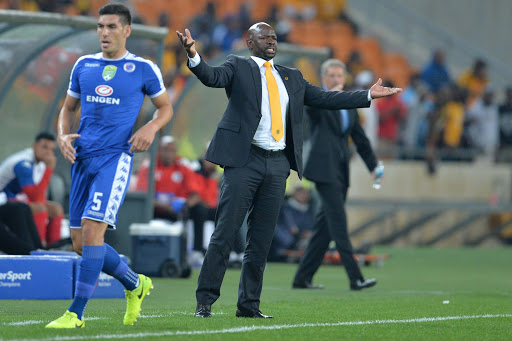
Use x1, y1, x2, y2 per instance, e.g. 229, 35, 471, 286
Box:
130, 220, 191, 278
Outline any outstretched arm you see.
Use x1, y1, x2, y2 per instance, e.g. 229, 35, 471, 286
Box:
129, 92, 173, 153
176, 28, 236, 88
370, 78, 403, 99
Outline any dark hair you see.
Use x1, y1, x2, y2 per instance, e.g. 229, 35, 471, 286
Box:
35, 132, 55, 143
99, 3, 131, 25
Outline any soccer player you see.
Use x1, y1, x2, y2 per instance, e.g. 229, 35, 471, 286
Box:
46, 3, 173, 329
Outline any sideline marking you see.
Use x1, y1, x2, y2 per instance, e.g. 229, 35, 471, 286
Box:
4, 317, 102, 326
6, 314, 512, 340
2, 313, 227, 326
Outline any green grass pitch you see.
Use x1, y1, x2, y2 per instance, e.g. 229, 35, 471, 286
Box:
1, 247, 511, 340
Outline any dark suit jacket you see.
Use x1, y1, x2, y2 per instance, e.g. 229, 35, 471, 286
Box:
304, 107, 377, 187
189, 55, 370, 179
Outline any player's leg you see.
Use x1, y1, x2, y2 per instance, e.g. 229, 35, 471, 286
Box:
46, 157, 93, 329
87, 152, 152, 325
68, 220, 108, 318
102, 242, 153, 325
46, 220, 107, 329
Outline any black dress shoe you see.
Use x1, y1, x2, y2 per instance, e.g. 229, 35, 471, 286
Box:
350, 278, 377, 291
292, 281, 325, 289
194, 303, 212, 317
236, 309, 273, 318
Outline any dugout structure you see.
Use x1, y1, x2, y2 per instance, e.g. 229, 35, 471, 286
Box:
0, 10, 168, 258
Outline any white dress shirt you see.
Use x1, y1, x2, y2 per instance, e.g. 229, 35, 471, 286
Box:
188, 53, 372, 151
189, 53, 289, 151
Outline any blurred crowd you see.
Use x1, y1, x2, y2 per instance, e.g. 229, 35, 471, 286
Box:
7, 0, 510, 167
3, 0, 512, 256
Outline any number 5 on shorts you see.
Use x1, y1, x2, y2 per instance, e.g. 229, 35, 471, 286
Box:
92, 192, 103, 211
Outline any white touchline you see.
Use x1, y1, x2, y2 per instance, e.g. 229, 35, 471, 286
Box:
3, 317, 102, 326
2, 313, 228, 327
7, 314, 512, 341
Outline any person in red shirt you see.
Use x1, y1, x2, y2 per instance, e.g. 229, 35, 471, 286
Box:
135, 136, 206, 254
375, 80, 408, 154
193, 157, 219, 213
0, 132, 63, 246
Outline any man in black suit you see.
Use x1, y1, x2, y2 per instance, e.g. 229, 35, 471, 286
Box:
293, 59, 379, 291
176, 23, 400, 318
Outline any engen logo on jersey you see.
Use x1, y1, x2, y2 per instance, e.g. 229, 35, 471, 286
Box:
87, 85, 120, 105
95, 85, 113, 96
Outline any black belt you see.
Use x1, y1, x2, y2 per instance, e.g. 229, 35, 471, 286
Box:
250, 145, 284, 158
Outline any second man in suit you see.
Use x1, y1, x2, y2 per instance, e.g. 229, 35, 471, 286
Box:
293, 59, 380, 291
176, 23, 400, 318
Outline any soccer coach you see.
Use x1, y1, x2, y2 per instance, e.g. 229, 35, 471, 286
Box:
177, 22, 402, 319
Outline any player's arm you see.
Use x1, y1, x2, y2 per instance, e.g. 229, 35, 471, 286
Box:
57, 95, 81, 164
129, 92, 173, 153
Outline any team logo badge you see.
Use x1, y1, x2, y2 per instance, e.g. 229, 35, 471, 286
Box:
95, 85, 114, 96
123, 62, 135, 72
102, 65, 117, 81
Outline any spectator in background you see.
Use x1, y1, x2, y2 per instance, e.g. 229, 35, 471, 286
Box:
75, 0, 92, 15
402, 75, 432, 158
354, 70, 378, 148
192, 149, 219, 221
135, 136, 207, 258
439, 86, 467, 152
269, 185, 315, 262
212, 15, 242, 52
346, 51, 366, 81
188, 146, 221, 266
0, 197, 43, 255
237, 3, 252, 33
421, 49, 451, 94
282, 0, 317, 21
497, 87, 512, 162
375, 80, 408, 154
465, 87, 499, 157
267, 5, 291, 43
187, 145, 247, 267
0, 132, 63, 247
458, 58, 489, 105
188, 1, 218, 58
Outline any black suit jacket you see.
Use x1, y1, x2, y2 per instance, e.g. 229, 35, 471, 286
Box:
189, 54, 370, 179
304, 107, 377, 187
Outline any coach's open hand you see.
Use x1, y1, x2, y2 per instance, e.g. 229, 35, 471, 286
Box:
176, 29, 196, 58
370, 78, 403, 99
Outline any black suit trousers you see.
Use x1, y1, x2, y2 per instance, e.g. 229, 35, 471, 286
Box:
294, 182, 363, 285
196, 149, 290, 311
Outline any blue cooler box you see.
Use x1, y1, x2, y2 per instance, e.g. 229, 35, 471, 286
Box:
30, 250, 127, 299
130, 220, 190, 278
0, 255, 74, 299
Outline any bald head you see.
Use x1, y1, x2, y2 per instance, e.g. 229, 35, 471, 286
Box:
246, 22, 277, 60
247, 22, 272, 39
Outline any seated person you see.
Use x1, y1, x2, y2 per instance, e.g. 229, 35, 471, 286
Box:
0, 132, 63, 247
0, 194, 43, 255
188, 144, 246, 266
269, 185, 315, 261
135, 136, 207, 255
